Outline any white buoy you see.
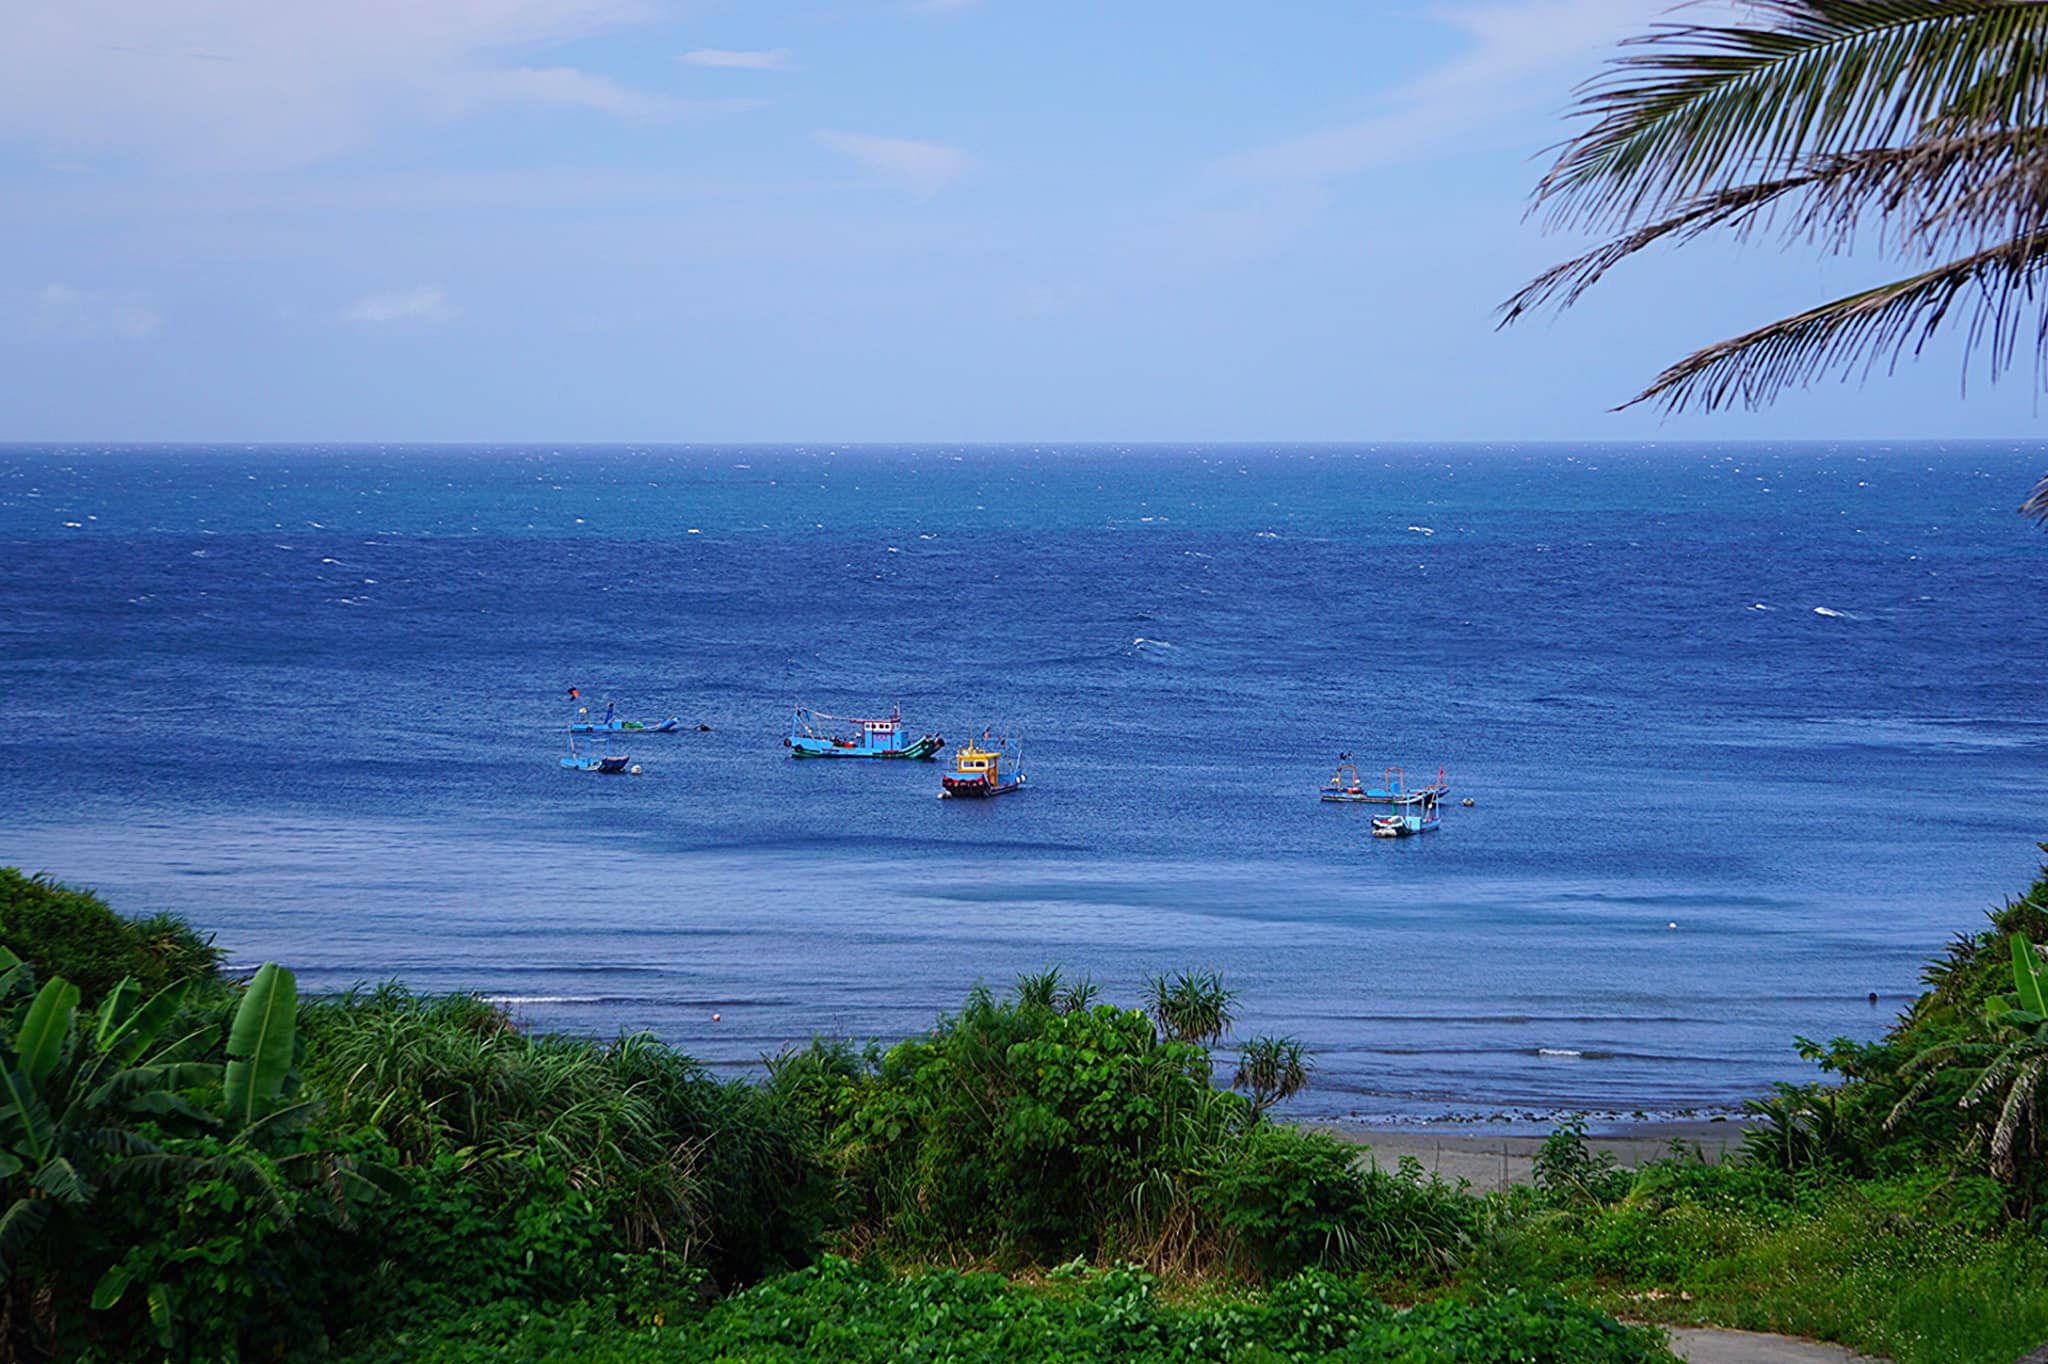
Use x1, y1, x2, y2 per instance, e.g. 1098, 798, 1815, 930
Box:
1668, 921, 1678, 930
629, 764, 643, 775
711, 1012, 722, 1022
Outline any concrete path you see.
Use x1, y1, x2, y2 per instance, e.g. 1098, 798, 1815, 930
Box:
1667, 1326, 1884, 1362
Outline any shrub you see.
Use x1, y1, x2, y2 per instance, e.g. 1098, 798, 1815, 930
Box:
0, 869, 221, 1003
1202, 1125, 1479, 1279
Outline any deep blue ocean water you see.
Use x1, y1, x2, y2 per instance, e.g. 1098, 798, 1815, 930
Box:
3, 442, 2045, 1128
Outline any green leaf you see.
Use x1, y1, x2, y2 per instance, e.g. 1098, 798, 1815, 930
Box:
2014, 934, 2048, 1016
100, 979, 191, 1068
91, 1263, 133, 1311
224, 963, 296, 1126
0, 1196, 50, 1276
146, 1282, 176, 1348
15, 978, 79, 1087
93, 978, 140, 1050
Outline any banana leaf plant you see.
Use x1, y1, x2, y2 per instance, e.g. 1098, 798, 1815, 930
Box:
87, 962, 401, 1349
0, 946, 219, 1277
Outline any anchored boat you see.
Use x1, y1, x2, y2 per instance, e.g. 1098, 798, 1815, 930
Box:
787, 705, 944, 760
567, 688, 681, 735
570, 715, 680, 734
940, 731, 1025, 798
1321, 759, 1448, 804
1372, 789, 1442, 837
561, 734, 635, 775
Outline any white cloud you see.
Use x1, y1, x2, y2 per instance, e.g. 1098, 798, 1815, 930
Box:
679, 48, 794, 70
343, 286, 455, 325
813, 129, 968, 198
18, 283, 160, 341
0, 1, 669, 172
1219, 0, 1670, 181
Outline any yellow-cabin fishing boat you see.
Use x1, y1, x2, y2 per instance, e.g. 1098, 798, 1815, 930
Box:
940, 731, 1025, 798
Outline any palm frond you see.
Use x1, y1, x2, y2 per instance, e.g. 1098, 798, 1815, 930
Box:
1540, 1, 2048, 228
2024, 472, 2048, 520
1625, 229, 2048, 410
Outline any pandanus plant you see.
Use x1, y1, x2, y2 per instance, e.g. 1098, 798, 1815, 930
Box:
1503, 1, 2048, 517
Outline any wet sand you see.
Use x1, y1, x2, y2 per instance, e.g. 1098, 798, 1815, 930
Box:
1320, 1120, 1752, 1192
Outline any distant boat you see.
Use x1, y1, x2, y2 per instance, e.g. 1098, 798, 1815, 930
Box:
1321, 760, 1448, 804
561, 734, 634, 774
568, 691, 681, 734
570, 715, 680, 734
787, 704, 944, 760
940, 731, 1025, 798
1372, 789, 1442, 837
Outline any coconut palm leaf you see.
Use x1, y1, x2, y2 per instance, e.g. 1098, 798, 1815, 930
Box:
1626, 230, 2048, 410
1513, 2, 2048, 459
1542, 2, 2048, 227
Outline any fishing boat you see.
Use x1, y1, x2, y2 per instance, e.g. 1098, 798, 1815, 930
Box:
566, 688, 681, 734
1372, 790, 1442, 837
940, 732, 1025, 798
561, 734, 635, 775
569, 714, 681, 735
1321, 760, 1448, 803
787, 705, 944, 760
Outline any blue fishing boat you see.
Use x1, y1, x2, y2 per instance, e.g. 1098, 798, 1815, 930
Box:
566, 688, 680, 734
561, 734, 636, 775
787, 705, 944, 760
570, 715, 680, 735
1321, 760, 1448, 804
1372, 789, 1442, 837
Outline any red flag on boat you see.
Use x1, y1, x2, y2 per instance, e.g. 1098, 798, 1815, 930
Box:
569, 687, 581, 699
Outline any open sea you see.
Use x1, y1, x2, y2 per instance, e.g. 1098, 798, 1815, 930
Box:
3, 442, 2045, 1129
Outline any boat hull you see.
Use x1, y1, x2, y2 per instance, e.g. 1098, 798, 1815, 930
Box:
791, 734, 945, 760
1371, 815, 1439, 836
941, 774, 1024, 798
570, 718, 679, 734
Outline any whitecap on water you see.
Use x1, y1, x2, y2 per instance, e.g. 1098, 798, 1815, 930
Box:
1812, 606, 1853, 619
1407, 525, 1435, 535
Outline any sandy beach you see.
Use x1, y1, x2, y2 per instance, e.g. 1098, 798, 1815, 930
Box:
1321, 1120, 1754, 1193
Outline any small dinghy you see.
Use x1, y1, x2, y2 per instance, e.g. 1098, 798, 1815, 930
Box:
561, 734, 636, 774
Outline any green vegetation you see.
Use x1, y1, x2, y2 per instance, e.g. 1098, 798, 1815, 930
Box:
0, 870, 221, 1003
1486, 850, 2048, 1364
9, 859, 2048, 1361
351, 1258, 1670, 1364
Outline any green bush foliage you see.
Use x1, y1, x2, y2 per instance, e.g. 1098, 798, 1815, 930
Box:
342, 1256, 1675, 1363
1504, 1152, 2048, 1364
821, 974, 1475, 1280
0, 869, 222, 1003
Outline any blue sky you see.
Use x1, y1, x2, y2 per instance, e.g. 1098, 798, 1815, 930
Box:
1, 0, 2041, 442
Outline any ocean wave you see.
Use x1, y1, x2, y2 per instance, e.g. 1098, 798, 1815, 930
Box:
1812, 606, 1854, 619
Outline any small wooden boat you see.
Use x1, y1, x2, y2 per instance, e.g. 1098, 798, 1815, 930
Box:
1321, 761, 1448, 804
1372, 790, 1442, 837
787, 705, 944, 760
940, 732, 1025, 798
561, 734, 635, 774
